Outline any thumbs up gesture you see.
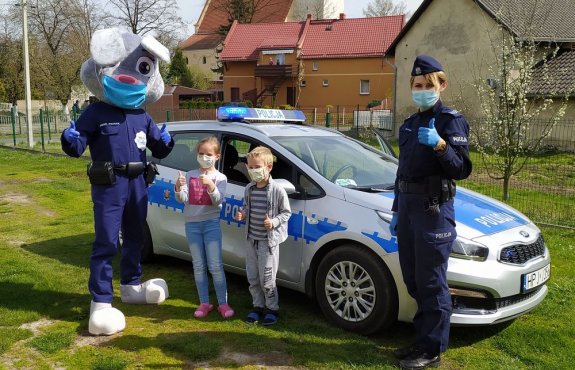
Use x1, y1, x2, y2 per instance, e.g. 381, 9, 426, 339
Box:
264, 214, 273, 230
63, 120, 80, 143
418, 117, 441, 147
199, 174, 215, 191
235, 207, 245, 221
160, 123, 171, 144
175, 171, 186, 192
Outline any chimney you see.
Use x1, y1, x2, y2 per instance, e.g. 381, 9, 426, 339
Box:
307, 14, 312, 20
339, 13, 346, 20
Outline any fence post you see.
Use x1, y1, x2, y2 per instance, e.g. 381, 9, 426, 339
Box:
356, 104, 360, 136
336, 105, 340, 130
342, 107, 346, 126
11, 105, 16, 147
313, 108, 317, 125
326, 110, 331, 128
189, 107, 193, 120
166, 110, 171, 122
39, 110, 45, 152
46, 107, 52, 141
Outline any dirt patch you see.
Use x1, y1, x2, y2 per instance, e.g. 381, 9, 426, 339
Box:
32, 177, 52, 183
0, 192, 56, 217
73, 330, 120, 348
19, 318, 54, 335
197, 348, 298, 369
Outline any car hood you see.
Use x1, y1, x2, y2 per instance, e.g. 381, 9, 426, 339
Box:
343, 186, 531, 239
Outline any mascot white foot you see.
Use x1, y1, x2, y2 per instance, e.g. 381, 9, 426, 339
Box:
120, 278, 169, 304
89, 301, 126, 336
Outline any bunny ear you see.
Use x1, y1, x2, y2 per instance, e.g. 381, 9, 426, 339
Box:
90, 28, 127, 66
141, 35, 170, 63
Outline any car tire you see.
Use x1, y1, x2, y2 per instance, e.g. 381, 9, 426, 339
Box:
315, 244, 398, 335
141, 222, 155, 263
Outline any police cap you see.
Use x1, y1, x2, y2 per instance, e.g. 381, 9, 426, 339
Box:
411, 55, 443, 76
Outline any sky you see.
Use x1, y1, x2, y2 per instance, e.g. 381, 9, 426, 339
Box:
178, 0, 424, 34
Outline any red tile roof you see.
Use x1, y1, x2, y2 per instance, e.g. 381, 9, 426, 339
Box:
197, 0, 294, 34
179, 33, 222, 50
300, 16, 405, 59
220, 21, 306, 61
220, 15, 405, 61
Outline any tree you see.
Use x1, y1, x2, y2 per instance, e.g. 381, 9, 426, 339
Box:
363, 0, 408, 17
464, 3, 573, 200
107, 0, 187, 37
167, 49, 210, 90
291, 0, 337, 20
0, 12, 24, 104
211, 0, 284, 36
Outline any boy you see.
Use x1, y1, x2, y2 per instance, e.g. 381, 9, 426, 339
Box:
235, 146, 291, 325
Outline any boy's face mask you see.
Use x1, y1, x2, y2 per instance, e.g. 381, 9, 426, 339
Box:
411, 89, 439, 110
248, 167, 268, 183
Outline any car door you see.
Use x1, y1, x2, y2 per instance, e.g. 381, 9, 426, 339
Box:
220, 135, 304, 283
147, 131, 211, 255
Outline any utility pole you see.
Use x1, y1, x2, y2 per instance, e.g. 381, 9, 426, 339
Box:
21, 0, 33, 148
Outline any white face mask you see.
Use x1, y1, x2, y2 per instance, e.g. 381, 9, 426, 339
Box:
248, 167, 267, 182
197, 154, 215, 169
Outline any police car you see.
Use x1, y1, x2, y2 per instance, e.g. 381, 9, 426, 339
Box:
145, 107, 550, 335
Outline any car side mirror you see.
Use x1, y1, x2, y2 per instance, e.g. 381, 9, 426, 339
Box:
274, 178, 297, 195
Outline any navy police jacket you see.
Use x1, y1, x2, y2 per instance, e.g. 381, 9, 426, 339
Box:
61, 102, 173, 164
391, 100, 472, 212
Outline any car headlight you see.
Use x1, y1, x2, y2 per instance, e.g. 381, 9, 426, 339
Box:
451, 237, 489, 262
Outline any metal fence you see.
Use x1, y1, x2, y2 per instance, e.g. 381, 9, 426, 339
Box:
1, 108, 573, 229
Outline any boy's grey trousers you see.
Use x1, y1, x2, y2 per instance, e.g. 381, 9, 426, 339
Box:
246, 238, 279, 311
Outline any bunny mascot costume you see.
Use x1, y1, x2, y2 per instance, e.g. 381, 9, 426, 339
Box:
61, 28, 174, 335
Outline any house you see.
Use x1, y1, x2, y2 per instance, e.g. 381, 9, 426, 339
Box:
219, 14, 404, 108
179, 0, 344, 95
145, 85, 215, 123
385, 0, 575, 124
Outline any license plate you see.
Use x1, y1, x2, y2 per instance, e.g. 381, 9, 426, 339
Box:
522, 264, 550, 292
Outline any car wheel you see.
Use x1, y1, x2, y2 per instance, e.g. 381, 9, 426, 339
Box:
315, 244, 398, 335
141, 222, 155, 263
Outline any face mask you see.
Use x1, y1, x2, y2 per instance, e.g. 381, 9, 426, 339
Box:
412, 89, 439, 110
102, 75, 147, 109
197, 154, 216, 168
248, 167, 267, 183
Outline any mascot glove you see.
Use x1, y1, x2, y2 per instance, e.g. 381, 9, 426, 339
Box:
389, 212, 398, 237
63, 120, 80, 143
160, 123, 171, 144
88, 301, 126, 336
418, 118, 441, 147
120, 278, 169, 304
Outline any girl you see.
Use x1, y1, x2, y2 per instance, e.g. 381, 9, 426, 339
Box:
175, 136, 234, 319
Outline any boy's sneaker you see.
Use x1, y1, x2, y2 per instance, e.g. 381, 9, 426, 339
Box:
262, 311, 279, 326
245, 307, 264, 324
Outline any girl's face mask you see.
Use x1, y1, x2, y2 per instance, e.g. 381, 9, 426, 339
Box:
197, 154, 216, 169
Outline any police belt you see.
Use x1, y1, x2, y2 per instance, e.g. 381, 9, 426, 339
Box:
114, 162, 146, 177
398, 180, 429, 194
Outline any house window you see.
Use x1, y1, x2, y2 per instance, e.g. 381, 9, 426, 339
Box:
185, 57, 189, 64
231, 87, 240, 102
322, 79, 329, 87
312, 62, 319, 71
202, 56, 207, 64
360, 80, 370, 95
300, 80, 306, 87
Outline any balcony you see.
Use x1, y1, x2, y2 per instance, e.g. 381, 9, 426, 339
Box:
254, 64, 295, 78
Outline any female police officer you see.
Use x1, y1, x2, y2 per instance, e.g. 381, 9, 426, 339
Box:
389, 55, 472, 369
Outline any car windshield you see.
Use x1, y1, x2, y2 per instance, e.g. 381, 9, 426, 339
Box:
273, 135, 397, 190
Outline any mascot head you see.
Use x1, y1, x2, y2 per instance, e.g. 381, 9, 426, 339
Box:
80, 28, 170, 110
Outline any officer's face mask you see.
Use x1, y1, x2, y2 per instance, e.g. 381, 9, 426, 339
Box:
197, 154, 216, 169
411, 89, 439, 110
248, 167, 268, 183
102, 75, 147, 110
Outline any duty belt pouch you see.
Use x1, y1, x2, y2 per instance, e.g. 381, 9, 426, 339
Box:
87, 161, 116, 185
125, 162, 146, 178
145, 162, 159, 185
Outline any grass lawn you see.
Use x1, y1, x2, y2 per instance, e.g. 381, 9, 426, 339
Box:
0, 147, 574, 369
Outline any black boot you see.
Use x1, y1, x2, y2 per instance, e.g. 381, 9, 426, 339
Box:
393, 344, 421, 359
399, 352, 440, 369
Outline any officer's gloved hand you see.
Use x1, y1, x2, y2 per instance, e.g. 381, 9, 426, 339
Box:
389, 212, 398, 236
418, 118, 441, 147
160, 123, 171, 144
63, 120, 80, 144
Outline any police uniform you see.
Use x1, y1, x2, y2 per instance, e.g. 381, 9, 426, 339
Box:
391, 55, 472, 367
61, 102, 173, 303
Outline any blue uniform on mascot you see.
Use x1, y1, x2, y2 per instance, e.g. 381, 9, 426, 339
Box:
61, 28, 174, 336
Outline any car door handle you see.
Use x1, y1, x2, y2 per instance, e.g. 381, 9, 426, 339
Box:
307, 217, 318, 225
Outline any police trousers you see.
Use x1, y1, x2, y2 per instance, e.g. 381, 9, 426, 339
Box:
397, 193, 456, 355
89, 174, 148, 303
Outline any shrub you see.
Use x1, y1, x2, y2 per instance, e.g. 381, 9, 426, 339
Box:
367, 100, 382, 109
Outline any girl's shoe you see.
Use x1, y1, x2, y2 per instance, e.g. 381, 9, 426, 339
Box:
194, 303, 214, 318
217, 304, 235, 318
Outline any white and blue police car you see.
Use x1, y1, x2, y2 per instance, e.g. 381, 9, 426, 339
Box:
145, 107, 550, 334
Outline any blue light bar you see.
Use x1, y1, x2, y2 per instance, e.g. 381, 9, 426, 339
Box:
217, 107, 306, 123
